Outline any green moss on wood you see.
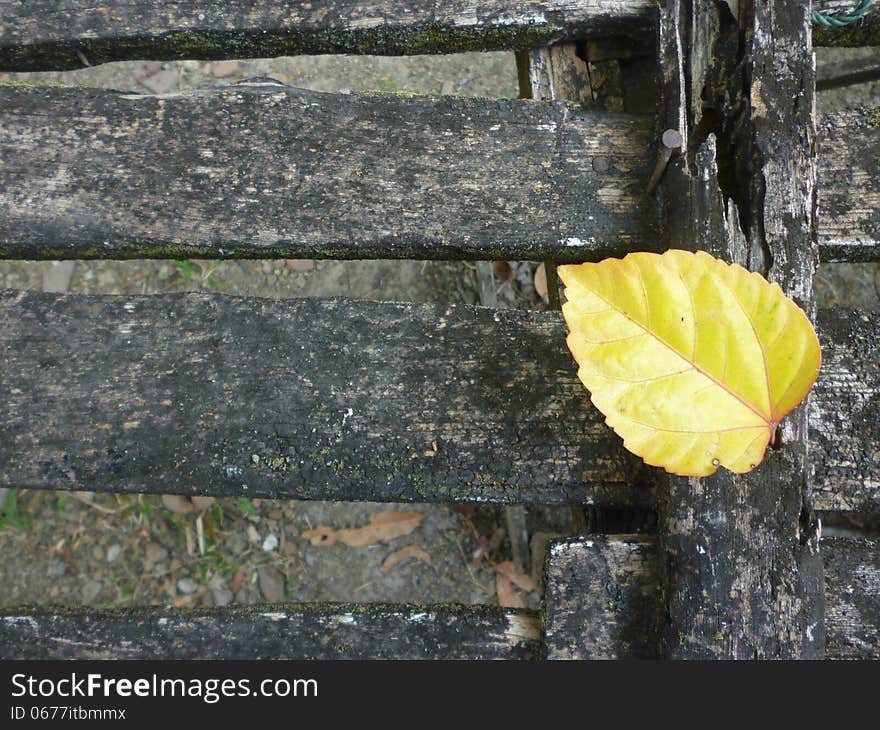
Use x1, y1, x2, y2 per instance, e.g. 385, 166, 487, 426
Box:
813, 19, 880, 48
1, 22, 574, 72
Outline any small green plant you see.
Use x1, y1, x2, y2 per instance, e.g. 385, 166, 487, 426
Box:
0, 489, 30, 532
197, 545, 237, 584
211, 502, 224, 526
374, 78, 399, 93
172, 260, 200, 280
173, 260, 224, 288
138, 496, 153, 523
238, 496, 256, 515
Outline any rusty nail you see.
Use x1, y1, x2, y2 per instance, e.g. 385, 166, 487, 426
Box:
645, 128, 683, 194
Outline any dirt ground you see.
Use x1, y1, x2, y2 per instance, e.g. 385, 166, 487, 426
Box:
0, 46, 877, 613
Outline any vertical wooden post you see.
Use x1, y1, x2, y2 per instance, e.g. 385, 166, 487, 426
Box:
656, 0, 824, 659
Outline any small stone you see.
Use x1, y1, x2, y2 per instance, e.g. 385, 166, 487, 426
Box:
257, 565, 286, 603
81, 579, 103, 604
247, 524, 260, 544
212, 586, 234, 607
262, 534, 279, 552
226, 532, 247, 556
261, 261, 273, 274
145, 543, 169, 564
106, 544, 122, 563
177, 577, 199, 595
48, 558, 67, 578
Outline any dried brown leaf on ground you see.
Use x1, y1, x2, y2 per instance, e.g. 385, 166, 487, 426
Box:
534, 262, 549, 304
211, 60, 242, 77
302, 511, 427, 547
160, 494, 194, 515
495, 560, 539, 608
257, 564, 286, 602
380, 545, 432, 574
494, 260, 513, 281
286, 259, 316, 272
496, 561, 539, 593
190, 496, 216, 511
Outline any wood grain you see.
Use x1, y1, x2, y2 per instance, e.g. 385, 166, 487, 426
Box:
0, 604, 541, 659
818, 108, 880, 263
0, 0, 869, 72
0, 82, 657, 262
0, 0, 656, 71
0, 290, 875, 513
544, 536, 879, 660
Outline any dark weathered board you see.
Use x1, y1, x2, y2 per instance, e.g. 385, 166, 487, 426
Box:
0, 290, 876, 512
0, 604, 541, 659
823, 537, 880, 659
0, 81, 872, 263
0, 289, 654, 507
811, 308, 880, 516
0, 0, 868, 71
655, 0, 822, 659
544, 536, 880, 660
0, 82, 657, 262
0, 1, 657, 71
818, 108, 880, 263
813, 1, 880, 47
542, 535, 658, 659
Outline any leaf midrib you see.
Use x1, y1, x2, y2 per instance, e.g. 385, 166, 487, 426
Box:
583, 283, 774, 431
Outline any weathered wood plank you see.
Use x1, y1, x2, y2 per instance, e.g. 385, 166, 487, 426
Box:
0, 290, 655, 508
0, 604, 541, 659
655, 0, 822, 659
0, 82, 657, 262
0, 0, 869, 71
811, 308, 880, 515
544, 536, 880, 660
813, 1, 880, 47
0, 290, 876, 512
0, 1, 657, 71
0, 81, 875, 262
823, 537, 880, 659
818, 108, 880, 263
543, 535, 658, 658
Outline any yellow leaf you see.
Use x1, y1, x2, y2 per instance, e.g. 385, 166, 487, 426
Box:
558, 250, 821, 476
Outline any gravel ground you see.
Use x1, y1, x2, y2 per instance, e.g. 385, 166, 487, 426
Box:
0, 45, 876, 614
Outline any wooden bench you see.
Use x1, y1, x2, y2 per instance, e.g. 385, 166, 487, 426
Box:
0, 0, 878, 659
